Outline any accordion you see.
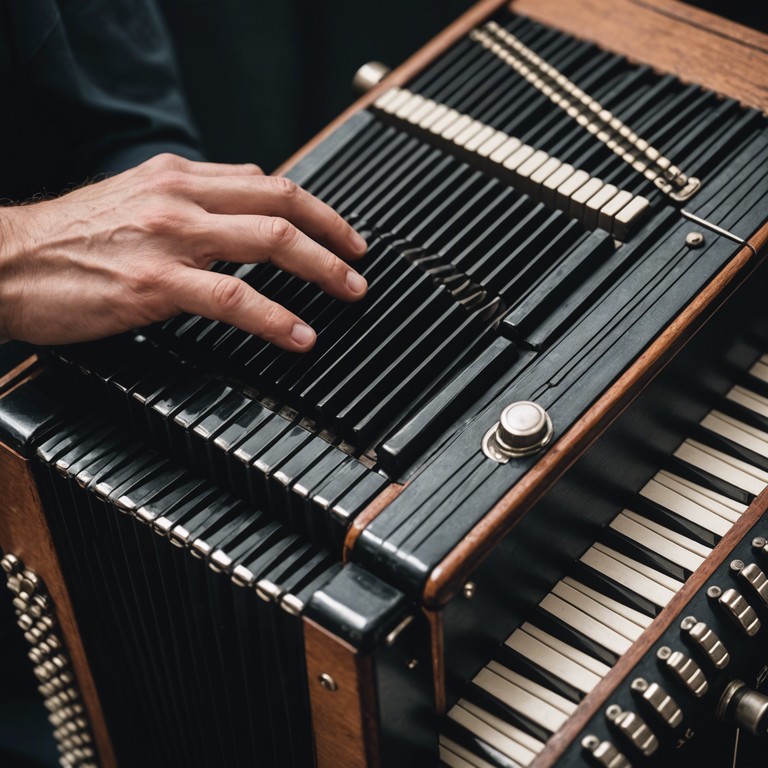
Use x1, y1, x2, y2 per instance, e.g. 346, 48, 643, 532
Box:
2, 0, 768, 766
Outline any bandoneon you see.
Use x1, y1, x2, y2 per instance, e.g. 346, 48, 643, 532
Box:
2, 1, 768, 766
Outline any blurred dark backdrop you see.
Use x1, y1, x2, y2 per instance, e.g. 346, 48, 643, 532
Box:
156, 0, 475, 172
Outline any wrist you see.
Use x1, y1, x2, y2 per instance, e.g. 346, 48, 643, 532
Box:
0, 205, 30, 343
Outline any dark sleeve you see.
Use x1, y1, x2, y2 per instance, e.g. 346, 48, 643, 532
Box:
1, 0, 204, 199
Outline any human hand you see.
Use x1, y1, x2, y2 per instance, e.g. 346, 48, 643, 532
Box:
0, 153, 367, 350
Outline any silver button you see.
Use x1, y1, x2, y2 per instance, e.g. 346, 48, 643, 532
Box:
581, 734, 632, 767
482, 400, 554, 463
737, 563, 768, 607
610, 708, 659, 757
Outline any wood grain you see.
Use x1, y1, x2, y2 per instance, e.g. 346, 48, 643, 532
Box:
424, 221, 768, 607
510, 0, 768, 112
303, 617, 380, 768
533, 482, 768, 767
0, 441, 117, 768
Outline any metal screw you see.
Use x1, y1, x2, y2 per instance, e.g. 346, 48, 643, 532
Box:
707, 585, 723, 599
318, 673, 338, 692
605, 704, 622, 721
657, 646, 672, 661
406, 658, 419, 670
462, 582, 477, 599
631, 677, 649, 693
730, 559, 745, 572
581, 735, 600, 750
752, 537, 767, 549
686, 231, 704, 248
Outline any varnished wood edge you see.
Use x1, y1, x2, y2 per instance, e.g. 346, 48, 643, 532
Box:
0, 353, 38, 394
423, 221, 768, 607
0, 441, 117, 768
344, 482, 406, 562
532, 480, 768, 766
424, 607, 447, 715
303, 616, 381, 768
274, 0, 511, 177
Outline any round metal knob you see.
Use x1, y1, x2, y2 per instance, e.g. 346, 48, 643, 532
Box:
717, 680, 768, 734
482, 401, 553, 463
352, 61, 391, 93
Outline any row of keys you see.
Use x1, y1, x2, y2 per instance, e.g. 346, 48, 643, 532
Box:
440, 369, 768, 766
374, 86, 650, 240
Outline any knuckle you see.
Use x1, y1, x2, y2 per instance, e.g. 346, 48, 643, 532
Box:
266, 217, 297, 249
139, 205, 187, 235
145, 152, 184, 171
147, 170, 189, 196
211, 276, 247, 315
125, 261, 167, 300
271, 176, 300, 201
260, 303, 285, 339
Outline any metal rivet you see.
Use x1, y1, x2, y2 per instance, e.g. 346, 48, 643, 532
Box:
730, 559, 745, 572
752, 537, 767, 549
406, 658, 419, 670
462, 582, 477, 599
686, 231, 704, 248
631, 677, 649, 692
581, 734, 600, 750
318, 673, 338, 692
680, 615, 697, 631
707, 585, 723, 599
605, 704, 622, 721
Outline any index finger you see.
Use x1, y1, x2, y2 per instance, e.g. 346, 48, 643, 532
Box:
187, 174, 368, 262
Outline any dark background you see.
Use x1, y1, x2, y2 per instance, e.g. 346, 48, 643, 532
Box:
156, 0, 474, 172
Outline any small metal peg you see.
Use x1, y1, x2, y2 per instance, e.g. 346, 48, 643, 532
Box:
462, 582, 477, 600
482, 400, 553, 463
352, 61, 391, 93
730, 559, 745, 573
318, 673, 338, 692
707, 585, 723, 599
685, 231, 704, 248
406, 658, 419, 670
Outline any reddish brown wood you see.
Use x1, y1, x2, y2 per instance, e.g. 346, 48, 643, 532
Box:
303, 617, 380, 768
345, 482, 405, 562
0, 354, 37, 395
533, 483, 768, 766
0, 441, 117, 768
424, 221, 768, 607
274, 0, 510, 176
510, 0, 768, 111
424, 608, 447, 715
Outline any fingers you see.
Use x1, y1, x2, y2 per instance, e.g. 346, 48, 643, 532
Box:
139, 153, 265, 178
173, 268, 318, 352
198, 214, 368, 301
186, 175, 368, 261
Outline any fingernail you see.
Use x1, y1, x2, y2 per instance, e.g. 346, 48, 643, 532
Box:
291, 322, 315, 346
349, 230, 367, 253
346, 270, 367, 295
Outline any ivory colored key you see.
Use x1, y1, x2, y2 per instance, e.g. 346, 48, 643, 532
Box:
448, 700, 544, 766
542, 163, 575, 207
430, 107, 463, 136
583, 184, 618, 229
539, 592, 633, 656
418, 103, 450, 130
750, 357, 768, 383
373, 86, 402, 111
475, 663, 576, 732
561, 578, 652, 631
610, 510, 710, 574
443, 114, 475, 141
580, 543, 681, 608
506, 626, 604, 695
673, 439, 768, 496
555, 169, 591, 212
569, 177, 604, 220
454, 120, 489, 148
502, 144, 536, 173
702, 411, 768, 458
395, 93, 428, 121
476, 130, 510, 158
521, 622, 611, 677
613, 195, 650, 240
439, 736, 498, 768
464, 125, 498, 153
726, 385, 768, 418
490, 136, 523, 164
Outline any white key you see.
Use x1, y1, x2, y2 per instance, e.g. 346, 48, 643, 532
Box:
395, 93, 427, 121
384, 88, 412, 114
475, 663, 576, 733
530, 157, 563, 188
610, 510, 709, 573
454, 119, 487, 148
613, 195, 650, 240
439, 736, 497, 768
542, 163, 575, 207
640, 479, 738, 537
501, 144, 535, 172
598, 189, 632, 233
539, 592, 633, 656
506, 626, 603, 694
373, 87, 402, 111
581, 544, 680, 608
418, 103, 449, 130
489, 136, 522, 164
750, 358, 768, 383
448, 701, 543, 766
569, 177, 604, 219
464, 125, 497, 153
515, 150, 551, 191
443, 114, 474, 141
520, 622, 611, 677
407, 96, 437, 125
583, 183, 618, 229
555, 169, 590, 211
476, 130, 510, 158
561, 578, 652, 631
655, 471, 745, 514
430, 107, 463, 136
727, 385, 768, 419
674, 438, 768, 495
702, 411, 768, 458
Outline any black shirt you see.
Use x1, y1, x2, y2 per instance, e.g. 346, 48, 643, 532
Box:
0, 0, 203, 202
